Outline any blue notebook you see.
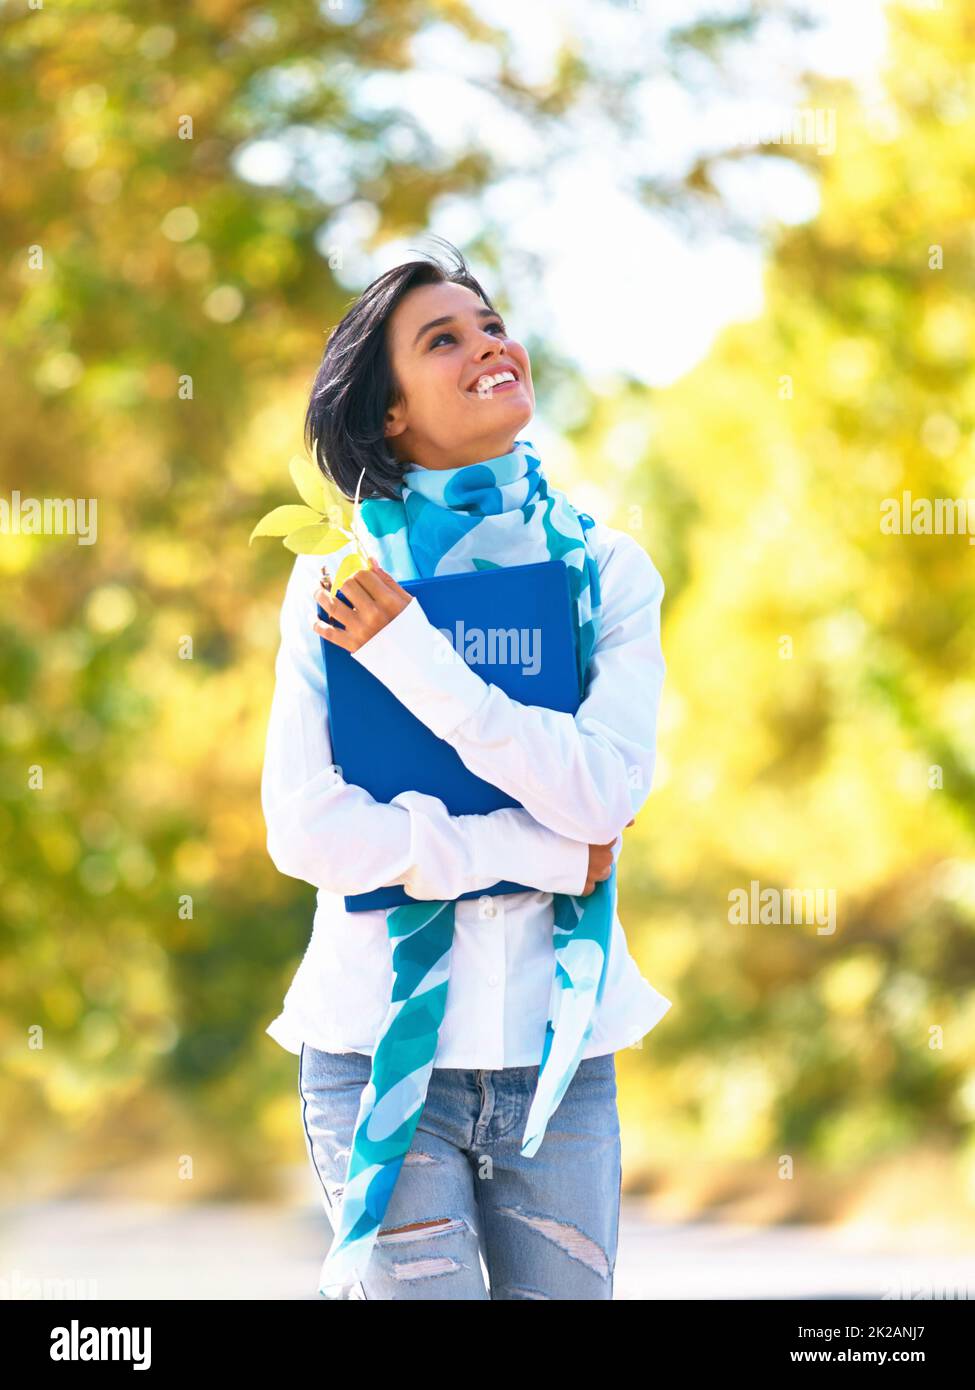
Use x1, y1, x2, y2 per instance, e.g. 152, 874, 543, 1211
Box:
318, 559, 581, 912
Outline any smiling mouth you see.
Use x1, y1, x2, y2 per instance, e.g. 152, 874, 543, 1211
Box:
468, 369, 522, 395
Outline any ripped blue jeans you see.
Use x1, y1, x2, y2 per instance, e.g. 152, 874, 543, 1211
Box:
298, 1043, 622, 1300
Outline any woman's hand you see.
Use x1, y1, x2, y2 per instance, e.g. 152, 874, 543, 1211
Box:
580, 817, 635, 895
312, 556, 414, 654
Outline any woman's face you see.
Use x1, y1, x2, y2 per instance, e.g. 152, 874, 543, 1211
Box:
383, 280, 534, 471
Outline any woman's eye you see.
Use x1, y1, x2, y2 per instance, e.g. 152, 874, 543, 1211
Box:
429, 321, 506, 349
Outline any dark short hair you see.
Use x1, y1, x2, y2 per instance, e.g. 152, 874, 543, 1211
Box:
304, 236, 497, 502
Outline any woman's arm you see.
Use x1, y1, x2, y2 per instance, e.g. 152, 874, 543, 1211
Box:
261, 554, 590, 899
349, 529, 665, 846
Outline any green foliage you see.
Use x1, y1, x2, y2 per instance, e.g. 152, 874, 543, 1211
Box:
1, 0, 971, 1219
579, 4, 975, 1195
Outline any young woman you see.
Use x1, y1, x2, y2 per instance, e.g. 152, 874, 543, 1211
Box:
261, 239, 672, 1300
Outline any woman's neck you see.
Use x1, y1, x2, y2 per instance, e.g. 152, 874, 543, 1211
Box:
401, 434, 520, 473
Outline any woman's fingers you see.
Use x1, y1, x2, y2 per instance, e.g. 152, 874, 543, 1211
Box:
368, 555, 413, 599
311, 580, 358, 647
309, 560, 411, 652
341, 569, 404, 618
315, 557, 408, 610
314, 622, 355, 652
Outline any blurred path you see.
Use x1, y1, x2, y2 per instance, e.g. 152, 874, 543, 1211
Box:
2, 1179, 973, 1300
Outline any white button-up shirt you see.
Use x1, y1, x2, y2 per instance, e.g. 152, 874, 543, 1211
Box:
261, 518, 673, 1068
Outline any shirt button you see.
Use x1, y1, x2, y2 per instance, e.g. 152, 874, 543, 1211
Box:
487, 973, 500, 987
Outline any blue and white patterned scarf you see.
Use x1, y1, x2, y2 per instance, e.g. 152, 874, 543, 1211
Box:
317, 439, 616, 1297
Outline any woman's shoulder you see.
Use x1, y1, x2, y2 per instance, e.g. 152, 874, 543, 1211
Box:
583, 516, 664, 596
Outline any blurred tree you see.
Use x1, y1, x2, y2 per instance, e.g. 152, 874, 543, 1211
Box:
578, 1, 975, 1204
4, 0, 960, 1218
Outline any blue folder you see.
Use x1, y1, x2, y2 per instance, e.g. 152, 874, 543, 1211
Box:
318, 559, 581, 912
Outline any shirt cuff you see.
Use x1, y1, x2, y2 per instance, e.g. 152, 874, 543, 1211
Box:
350, 594, 490, 741
467, 808, 591, 897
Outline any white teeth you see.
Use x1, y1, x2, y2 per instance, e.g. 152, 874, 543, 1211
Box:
472, 371, 516, 391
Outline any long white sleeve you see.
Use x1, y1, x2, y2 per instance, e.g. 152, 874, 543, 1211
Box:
260, 553, 590, 900
351, 527, 665, 845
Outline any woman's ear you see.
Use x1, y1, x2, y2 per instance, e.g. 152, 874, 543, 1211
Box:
384, 402, 407, 439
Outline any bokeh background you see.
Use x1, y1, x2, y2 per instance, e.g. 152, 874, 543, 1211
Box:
2, 0, 975, 1295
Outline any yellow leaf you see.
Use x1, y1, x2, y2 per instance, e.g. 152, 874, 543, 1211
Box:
289, 455, 330, 512
334, 552, 365, 589
249, 505, 323, 544
282, 523, 353, 554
